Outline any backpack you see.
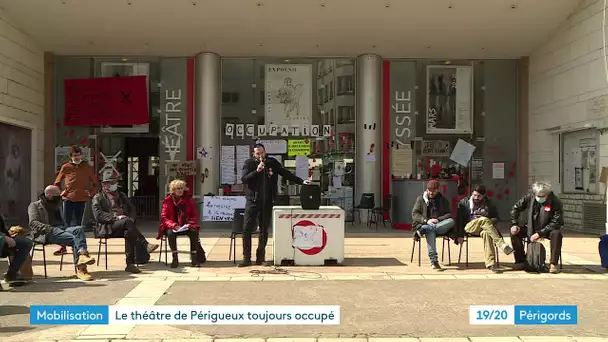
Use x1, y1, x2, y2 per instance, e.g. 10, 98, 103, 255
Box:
599, 234, 608, 268
134, 241, 151, 264
525, 241, 548, 273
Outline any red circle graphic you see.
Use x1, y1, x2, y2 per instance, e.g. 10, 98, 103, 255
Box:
291, 220, 328, 256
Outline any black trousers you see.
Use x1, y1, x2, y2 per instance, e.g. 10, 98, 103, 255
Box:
166, 229, 199, 254
111, 218, 147, 265
510, 228, 563, 265
242, 199, 273, 261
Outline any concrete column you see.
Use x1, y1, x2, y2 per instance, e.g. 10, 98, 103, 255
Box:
355, 54, 383, 208
43, 52, 56, 186
195, 52, 221, 196
517, 57, 530, 198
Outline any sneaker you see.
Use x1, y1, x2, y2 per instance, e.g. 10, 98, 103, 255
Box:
125, 264, 141, 273
53, 246, 67, 256
502, 245, 514, 255
487, 265, 502, 273
147, 244, 159, 254
431, 261, 442, 271
238, 259, 252, 267
549, 264, 560, 274
77, 253, 95, 266
76, 266, 93, 281
511, 262, 526, 270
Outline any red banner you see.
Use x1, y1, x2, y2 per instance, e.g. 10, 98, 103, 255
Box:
64, 76, 149, 126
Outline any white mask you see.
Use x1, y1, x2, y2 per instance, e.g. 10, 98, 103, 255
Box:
72, 159, 82, 165
108, 184, 118, 192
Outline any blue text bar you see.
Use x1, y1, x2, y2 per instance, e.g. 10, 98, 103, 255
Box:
30, 305, 109, 325
514, 305, 577, 325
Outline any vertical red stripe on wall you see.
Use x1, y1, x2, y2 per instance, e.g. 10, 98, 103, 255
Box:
382, 61, 391, 223
186, 58, 195, 192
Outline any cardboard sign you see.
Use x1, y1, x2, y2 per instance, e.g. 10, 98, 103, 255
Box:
167, 161, 196, 176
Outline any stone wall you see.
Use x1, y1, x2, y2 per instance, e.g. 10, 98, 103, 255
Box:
559, 192, 603, 232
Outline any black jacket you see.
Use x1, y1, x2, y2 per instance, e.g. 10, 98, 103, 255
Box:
92, 191, 136, 238
455, 196, 499, 238
411, 192, 452, 231
510, 192, 563, 238
241, 157, 303, 202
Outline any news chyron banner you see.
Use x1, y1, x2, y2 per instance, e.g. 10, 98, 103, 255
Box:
30, 305, 340, 325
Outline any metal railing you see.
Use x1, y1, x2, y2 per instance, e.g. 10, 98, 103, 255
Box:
129, 196, 159, 219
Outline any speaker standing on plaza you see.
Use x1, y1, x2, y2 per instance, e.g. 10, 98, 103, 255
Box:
239, 143, 311, 267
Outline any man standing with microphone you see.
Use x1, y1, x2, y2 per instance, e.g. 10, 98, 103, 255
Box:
239, 143, 311, 267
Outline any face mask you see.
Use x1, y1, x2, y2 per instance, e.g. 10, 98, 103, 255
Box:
535, 196, 546, 204
108, 184, 118, 192
48, 195, 61, 203
72, 159, 82, 165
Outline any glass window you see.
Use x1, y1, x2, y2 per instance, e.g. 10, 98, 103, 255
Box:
561, 129, 599, 193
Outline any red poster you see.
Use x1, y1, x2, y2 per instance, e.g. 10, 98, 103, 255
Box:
64, 76, 149, 126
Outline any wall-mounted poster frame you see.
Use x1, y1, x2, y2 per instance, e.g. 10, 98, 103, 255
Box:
426, 65, 473, 134
0, 116, 37, 226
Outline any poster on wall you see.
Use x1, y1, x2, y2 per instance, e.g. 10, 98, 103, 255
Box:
426, 65, 473, 134
0, 122, 32, 226
580, 138, 597, 186
265, 64, 312, 127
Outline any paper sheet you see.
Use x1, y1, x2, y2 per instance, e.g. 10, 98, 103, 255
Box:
295, 156, 309, 180
235, 145, 250, 184
391, 145, 412, 177
333, 176, 342, 188
220, 146, 236, 184
492, 162, 505, 179
364, 153, 376, 163
292, 225, 324, 248
449, 139, 476, 167
172, 224, 190, 233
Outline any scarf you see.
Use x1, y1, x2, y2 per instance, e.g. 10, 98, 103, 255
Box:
172, 195, 188, 225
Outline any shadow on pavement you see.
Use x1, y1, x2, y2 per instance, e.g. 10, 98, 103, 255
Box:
0, 326, 34, 334
10, 281, 107, 292
0, 305, 29, 317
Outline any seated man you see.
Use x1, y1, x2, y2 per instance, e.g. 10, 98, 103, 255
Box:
412, 179, 454, 270
92, 173, 158, 274
510, 181, 563, 274
28, 185, 95, 281
0, 216, 33, 284
456, 184, 513, 273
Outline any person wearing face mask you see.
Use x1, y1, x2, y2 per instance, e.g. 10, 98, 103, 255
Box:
92, 173, 159, 273
54, 146, 98, 256
510, 181, 564, 274
412, 180, 454, 270
28, 185, 95, 281
455, 184, 513, 273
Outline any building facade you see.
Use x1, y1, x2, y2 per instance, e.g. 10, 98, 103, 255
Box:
1, 0, 606, 234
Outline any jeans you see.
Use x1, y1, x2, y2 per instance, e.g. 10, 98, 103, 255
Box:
167, 229, 199, 254
64, 200, 86, 226
6, 237, 33, 276
46, 226, 88, 265
419, 218, 455, 263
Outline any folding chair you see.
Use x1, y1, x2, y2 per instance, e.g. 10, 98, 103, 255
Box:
410, 233, 453, 267
457, 233, 500, 267
31, 242, 67, 279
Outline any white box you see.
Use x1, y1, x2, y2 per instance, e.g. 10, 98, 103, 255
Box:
272, 206, 345, 266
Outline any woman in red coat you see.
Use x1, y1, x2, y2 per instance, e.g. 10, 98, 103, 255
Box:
158, 179, 201, 268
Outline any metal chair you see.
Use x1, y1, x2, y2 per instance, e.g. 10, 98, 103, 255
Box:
457, 233, 500, 267
352, 193, 375, 227
228, 209, 259, 264
31, 242, 66, 279
371, 194, 392, 230
410, 233, 453, 267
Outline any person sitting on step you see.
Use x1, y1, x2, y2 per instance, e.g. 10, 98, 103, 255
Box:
92, 173, 158, 274
28, 185, 95, 281
158, 179, 202, 268
455, 184, 513, 273
411, 179, 455, 271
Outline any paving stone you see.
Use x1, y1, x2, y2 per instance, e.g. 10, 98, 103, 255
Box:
418, 338, 470, 342
572, 338, 608, 342
421, 274, 456, 280
267, 339, 318, 342
389, 275, 424, 280
369, 338, 420, 342
469, 337, 522, 342
197, 276, 233, 281
75, 336, 126, 340
80, 324, 134, 335
519, 337, 575, 342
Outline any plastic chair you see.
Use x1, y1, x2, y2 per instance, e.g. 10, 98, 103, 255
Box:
352, 193, 375, 227
371, 194, 392, 230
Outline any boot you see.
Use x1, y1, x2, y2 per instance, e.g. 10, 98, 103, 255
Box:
170, 252, 179, 268
238, 258, 252, 267
190, 251, 200, 267
125, 264, 141, 273
76, 265, 93, 281
77, 252, 95, 266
